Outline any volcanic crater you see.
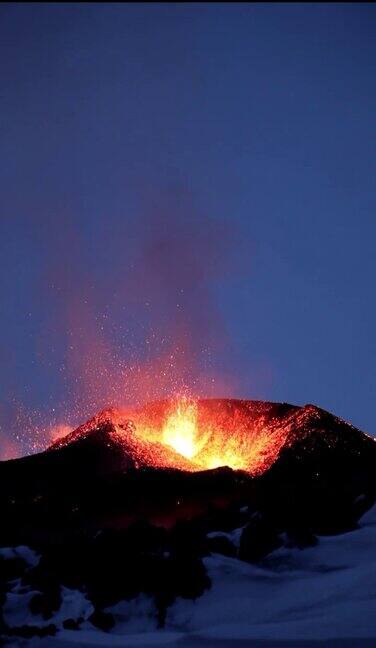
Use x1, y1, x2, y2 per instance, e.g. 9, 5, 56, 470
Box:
50, 397, 300, 475
1, 398, 376, 543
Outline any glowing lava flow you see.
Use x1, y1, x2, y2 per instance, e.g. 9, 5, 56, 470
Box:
160, 397, 248, 471
162, 398, 199, 460
50, 398, 294, 475
131, 397, 294, 474
45, 398, 375, 479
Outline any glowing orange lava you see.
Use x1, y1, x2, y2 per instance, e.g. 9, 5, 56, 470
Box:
162, 397, 199, 459
129, 397, 283, 473
50, 398, 293, 476
159, 397, 251, 470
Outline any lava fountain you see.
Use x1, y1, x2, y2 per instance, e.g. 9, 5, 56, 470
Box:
162, 397, 199, 460
160, 397, 249, 470
48, 396, 301, 475
119, 396, 296, 474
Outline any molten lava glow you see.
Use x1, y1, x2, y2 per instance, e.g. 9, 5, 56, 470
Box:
51, 398, 292, 475
146, 397, 294, 473
159, 397, 248, 471
162, 398, 198, 459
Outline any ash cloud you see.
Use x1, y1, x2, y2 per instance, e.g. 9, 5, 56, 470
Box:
0, 187, 251, 458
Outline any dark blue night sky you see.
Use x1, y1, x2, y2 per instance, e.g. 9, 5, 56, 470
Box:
1, 3, 375, 455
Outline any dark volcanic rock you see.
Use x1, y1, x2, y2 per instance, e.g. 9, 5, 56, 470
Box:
207, 534, 237, 558
29, 588, 62, 620
239, 514, 283, 563
285, 527, 318, 550
89, 609, 115, 632
0, 553, 28, 583
254, 404, 376, 534
63, 617, 83, 630
0, 398, 375, 546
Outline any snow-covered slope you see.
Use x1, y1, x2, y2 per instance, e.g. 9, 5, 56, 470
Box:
4, 505, 376, 647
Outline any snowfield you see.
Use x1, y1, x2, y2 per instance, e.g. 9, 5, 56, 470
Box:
3, 505, 376, 647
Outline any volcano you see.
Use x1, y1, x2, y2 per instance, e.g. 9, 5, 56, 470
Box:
0, 399, 375, 545
1, 398, 376, 643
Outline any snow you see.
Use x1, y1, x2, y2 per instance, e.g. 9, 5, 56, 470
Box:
3, 586, 93, 629
4, 506, 376, 646
0, 545, 39, 567
206, 525, 244, 549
